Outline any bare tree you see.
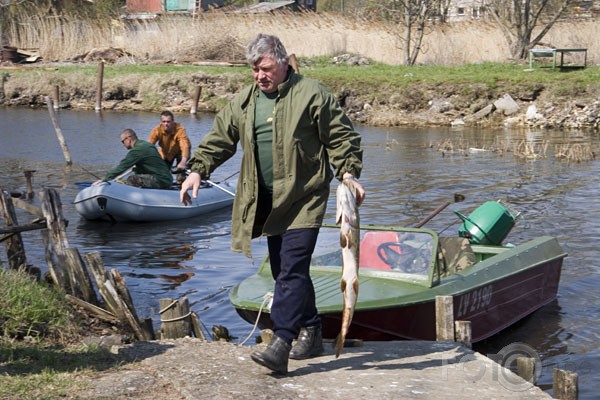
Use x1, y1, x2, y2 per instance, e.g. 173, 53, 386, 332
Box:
486, 0, 574, 59
436, 0, 452, 23
380, 0, 437, 65
0, 5, 4, 47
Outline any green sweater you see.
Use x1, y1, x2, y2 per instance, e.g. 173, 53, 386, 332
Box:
105, 140, 173, 188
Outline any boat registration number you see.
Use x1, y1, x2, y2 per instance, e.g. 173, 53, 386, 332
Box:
456, 285, 493, 318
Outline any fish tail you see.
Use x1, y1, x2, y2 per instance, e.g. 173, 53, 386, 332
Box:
334, 332, 344, 358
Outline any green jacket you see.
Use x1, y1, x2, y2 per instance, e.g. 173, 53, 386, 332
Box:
188, 70, 363, 257
105, 139, 173, 188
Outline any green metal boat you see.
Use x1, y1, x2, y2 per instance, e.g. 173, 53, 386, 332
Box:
229, 202, 567, 343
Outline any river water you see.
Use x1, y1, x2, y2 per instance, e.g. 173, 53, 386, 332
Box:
1, 107, 599, 398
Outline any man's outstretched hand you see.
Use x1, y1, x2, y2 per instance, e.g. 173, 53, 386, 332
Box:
180, 172, 201, 206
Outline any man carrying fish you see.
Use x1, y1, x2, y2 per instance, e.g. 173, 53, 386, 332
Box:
180, 33, 365, 374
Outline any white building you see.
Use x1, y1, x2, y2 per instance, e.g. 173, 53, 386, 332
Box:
446, 0, 487, 22
446, 0, 600, 22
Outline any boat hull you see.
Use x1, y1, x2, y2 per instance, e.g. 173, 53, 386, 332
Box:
319, 257, 563, 342
73, 181, 235, 222
230, 226, 566, 344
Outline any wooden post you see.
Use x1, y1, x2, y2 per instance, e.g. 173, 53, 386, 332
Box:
191, 313, 206, 341
190, 85, 202, 114
52, 85, 59, 110
24, 170, 35, 199
435, 295, 454, 341
41, 229, 66, 288
40, 188, 70, 289
259, 328, 273, 345
159, 297, 193, 339
454, 320, 471, 348
40, 188, 70, 251
516, 357, 536, 382
45, 96, 73, 166
140, 317, 156, 340
95, 61, 104, 112
553, 368, 578, 400
0, 73, 6, 99
0, 189, 27, 270
289, 53, 299, 74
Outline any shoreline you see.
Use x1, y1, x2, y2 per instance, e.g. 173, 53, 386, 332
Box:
1, 64, 599, 131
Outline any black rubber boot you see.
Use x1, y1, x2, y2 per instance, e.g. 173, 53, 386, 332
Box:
250, 335, 291, 374
289, 324, 324, 360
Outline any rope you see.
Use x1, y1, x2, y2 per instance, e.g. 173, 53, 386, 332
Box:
159, 299, 178, 314
160, 311, 192, 323
237, 291, 273, 346
198, 314, 211, 340
158, 299, 193, 322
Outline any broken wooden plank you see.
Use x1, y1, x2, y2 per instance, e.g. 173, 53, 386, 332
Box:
11, 196, 44, 218
65, 247, 97, 304
65, 294, 119, 324
84, 251, 153, 340
0, 221, 46, 236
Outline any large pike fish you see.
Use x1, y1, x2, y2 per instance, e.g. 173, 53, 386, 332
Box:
334, 178, 360, 358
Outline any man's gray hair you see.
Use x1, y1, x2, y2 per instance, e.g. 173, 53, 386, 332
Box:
246, 34, 289, 66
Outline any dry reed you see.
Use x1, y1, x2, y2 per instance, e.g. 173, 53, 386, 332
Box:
5, 11, 600, 65
429, 138, 597, 164
554, 143, 596, 163
513, 140, 549, 160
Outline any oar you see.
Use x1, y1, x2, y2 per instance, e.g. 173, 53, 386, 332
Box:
171, 169, 239, 197
110, 167, 134, 184
178, 168, 237, 197
205, 179, 235, 197
80, 166, 103, 181
414, 201, 451, 228
413, 193, 466, 228
76, 167, 133, 187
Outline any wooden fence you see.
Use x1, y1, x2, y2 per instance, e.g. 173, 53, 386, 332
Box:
1, 186, 155, 340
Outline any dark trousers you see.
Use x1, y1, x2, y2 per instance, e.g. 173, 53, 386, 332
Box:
164, 152, 185, 170
267, 228, 321, 343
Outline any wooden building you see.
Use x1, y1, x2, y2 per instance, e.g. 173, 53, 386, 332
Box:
125, 0, 224, 15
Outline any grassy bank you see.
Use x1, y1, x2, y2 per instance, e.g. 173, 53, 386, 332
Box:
3, 11, 600, 127
0, 269, 119, 399
2, 59, 600, 128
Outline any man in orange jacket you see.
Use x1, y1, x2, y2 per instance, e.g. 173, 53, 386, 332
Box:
148, 110, 191, 171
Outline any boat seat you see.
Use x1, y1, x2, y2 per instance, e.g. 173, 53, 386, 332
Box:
359, 231, 399, 270
438, 237, 477, 277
